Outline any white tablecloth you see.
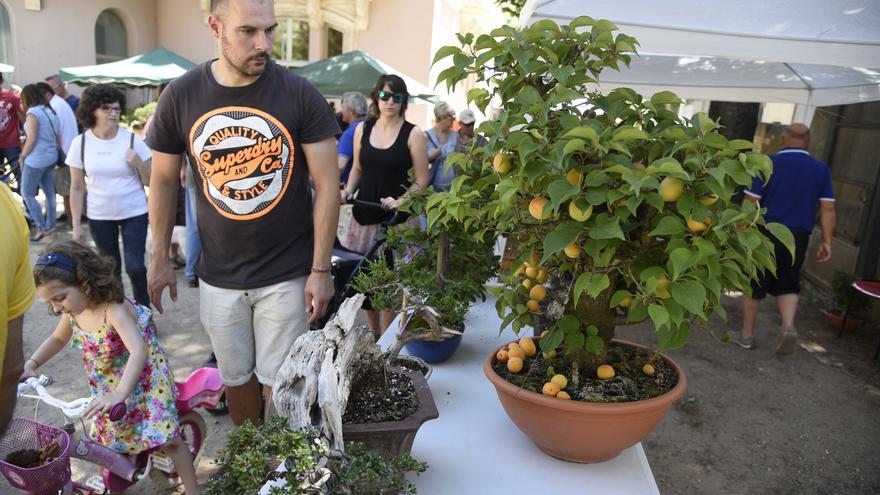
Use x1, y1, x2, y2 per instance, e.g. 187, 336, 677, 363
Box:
378, 295, 661, 495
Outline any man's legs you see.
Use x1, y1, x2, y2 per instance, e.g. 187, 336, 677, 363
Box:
741, 297, 761, 338
252, 277, 308, 420
199, 280, 262, 426
777, 293, 799, 328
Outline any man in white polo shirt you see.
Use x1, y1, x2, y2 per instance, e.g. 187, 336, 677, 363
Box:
735, 123, 836, 354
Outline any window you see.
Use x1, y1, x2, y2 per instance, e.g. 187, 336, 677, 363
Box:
95, 10, 127, 64
327, 27, 343, 58
0, 3, 13, 73
273, 18, 310, 67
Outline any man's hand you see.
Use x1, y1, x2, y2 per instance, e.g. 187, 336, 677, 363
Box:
816, 241, 832, 263
147, 260, 177, 314
304, 272, 334, 324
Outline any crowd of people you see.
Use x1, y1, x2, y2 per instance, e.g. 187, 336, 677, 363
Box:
0, 0, 836, 492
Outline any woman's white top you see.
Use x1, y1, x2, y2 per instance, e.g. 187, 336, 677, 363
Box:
65, 127, 152, 221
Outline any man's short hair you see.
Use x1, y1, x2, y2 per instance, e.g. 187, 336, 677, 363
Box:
341, 92, 368, 117
210, 0, 229, 13
783, 125, 810, 141
0, 73, 4, 85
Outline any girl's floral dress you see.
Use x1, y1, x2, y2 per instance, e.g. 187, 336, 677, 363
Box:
69, 300, 179, 454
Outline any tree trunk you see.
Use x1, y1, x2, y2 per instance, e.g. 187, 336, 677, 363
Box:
273, 294, 379, 451
566, 283, 617, 372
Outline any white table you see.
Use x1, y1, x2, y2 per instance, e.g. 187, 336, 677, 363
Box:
379, 296, 661, 495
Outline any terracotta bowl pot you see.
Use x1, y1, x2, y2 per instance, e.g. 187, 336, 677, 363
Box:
484, 338, 687, 463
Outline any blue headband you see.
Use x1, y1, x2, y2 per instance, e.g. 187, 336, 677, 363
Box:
35, 252, 78, 273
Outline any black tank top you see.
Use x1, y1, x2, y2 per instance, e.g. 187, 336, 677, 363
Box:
353, 117, 415, 225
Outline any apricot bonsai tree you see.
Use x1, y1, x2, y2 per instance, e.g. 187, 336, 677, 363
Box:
429, 18, 794, 376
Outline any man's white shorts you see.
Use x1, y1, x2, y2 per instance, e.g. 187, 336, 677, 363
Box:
199, 277, 308, 387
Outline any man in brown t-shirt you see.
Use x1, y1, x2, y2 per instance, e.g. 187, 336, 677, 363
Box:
146, 0, 340, 426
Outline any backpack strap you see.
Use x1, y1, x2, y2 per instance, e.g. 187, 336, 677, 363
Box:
130, 131, 134, 149
80, 133, 86, 176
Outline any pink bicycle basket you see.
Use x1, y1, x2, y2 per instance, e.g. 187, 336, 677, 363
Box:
0, 418, 71, 494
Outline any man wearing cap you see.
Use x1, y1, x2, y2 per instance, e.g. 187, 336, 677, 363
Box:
455, 109, 486, 153
734, 123, 836, 354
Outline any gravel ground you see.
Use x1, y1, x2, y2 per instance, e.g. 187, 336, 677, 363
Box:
4, 221, 879, 494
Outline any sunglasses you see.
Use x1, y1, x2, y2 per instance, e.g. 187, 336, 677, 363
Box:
377, 90, 406, 104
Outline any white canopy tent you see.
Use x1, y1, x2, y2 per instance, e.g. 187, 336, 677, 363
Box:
0, 63, 12, 72
522, 0, 880, 122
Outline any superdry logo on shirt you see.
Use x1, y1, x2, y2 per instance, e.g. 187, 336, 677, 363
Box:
190, 107, 294, 220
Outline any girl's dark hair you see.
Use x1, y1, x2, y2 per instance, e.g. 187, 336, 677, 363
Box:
77, 83, 126, 129
34, 241, 124, 311
20, 84, 49, 111
369, 74, 408, 117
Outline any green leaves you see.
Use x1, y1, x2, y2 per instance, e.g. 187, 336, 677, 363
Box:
573, 272, 611, 306
670, 280, 706, 316
542, 221, 581, 261
650, 91, 681, 106
650, 216, 686, 236
766, 222, 796, 260
422, 17, 788, 362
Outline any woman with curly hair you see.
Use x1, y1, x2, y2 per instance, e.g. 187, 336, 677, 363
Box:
24, 241, 199, 494
65, 84, 153, 307
19, 84, 61, 241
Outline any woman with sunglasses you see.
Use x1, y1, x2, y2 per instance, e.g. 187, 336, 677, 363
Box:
65, 84, 153, 307
340, 74, 430, 337
425, 101, 459, 192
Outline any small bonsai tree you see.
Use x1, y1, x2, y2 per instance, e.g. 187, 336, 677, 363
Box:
352, 193, 498, 359
205, 417, 427, 495
830, 271, 870, 317
428, 18, 794, 378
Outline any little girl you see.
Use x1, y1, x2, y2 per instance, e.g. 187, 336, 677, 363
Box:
23, 241, 200, 494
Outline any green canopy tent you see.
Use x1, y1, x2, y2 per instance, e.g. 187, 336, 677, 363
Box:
292, 50, 435, 102
60, 48, 196, 87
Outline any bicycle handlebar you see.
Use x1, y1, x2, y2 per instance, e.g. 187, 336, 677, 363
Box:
18, 376, 126, 421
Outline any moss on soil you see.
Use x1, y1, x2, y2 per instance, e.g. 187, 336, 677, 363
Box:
492, 342, 678, 402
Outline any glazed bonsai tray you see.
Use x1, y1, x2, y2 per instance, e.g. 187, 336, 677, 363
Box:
381, 296, 662, 495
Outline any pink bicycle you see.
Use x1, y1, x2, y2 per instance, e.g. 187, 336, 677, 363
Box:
0, 367, 224, 494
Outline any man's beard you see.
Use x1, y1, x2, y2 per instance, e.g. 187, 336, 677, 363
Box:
221, 35, 270, 77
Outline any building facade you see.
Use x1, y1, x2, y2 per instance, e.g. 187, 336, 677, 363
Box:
0, 0, 504, 126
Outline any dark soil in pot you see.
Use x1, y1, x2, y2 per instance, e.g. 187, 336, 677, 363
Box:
387, 356, 430, 377
492, 341, 678, 402
343, 365, 419, 424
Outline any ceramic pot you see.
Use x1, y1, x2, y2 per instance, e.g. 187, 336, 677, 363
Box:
343, 367, 438, 461
484, 338, 687, 463
822, 309, 863, 332
404, 326, 465, 363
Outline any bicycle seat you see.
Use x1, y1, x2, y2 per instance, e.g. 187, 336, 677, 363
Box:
176, 368, 224, 410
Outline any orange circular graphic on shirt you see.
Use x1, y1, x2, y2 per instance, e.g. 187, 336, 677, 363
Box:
189, 106, 295, 220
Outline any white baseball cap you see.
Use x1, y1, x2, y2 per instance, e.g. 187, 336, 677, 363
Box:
458, 109, 476, 125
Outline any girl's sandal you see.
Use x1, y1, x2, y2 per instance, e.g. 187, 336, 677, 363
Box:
29, 231, 45, 242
